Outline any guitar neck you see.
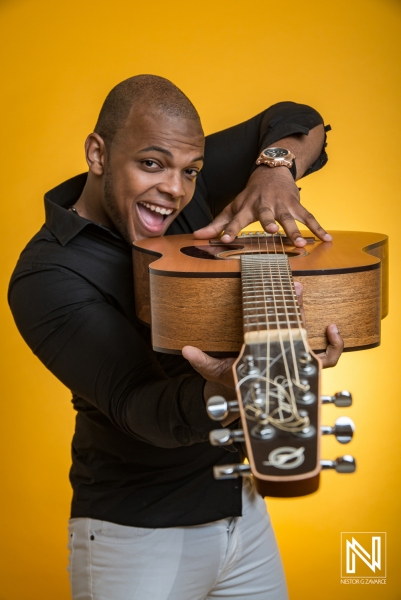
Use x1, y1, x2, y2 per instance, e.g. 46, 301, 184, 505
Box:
240, 253, 306, 344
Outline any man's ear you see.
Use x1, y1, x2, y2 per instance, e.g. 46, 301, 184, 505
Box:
85, 133, 107, 175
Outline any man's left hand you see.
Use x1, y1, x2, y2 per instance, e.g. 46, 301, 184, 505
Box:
194, 166, 332, 248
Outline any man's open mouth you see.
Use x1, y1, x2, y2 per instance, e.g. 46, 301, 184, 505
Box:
136, 201, 175, 231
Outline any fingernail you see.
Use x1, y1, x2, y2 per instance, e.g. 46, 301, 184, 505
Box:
331, 324, 338, 333
323, 233, 332, 241
221, 234, 230, 242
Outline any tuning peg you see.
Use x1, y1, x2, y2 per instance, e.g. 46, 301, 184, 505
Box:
243, 355, 260, 375
209, 428, 245, 446
206, 396, 239, 421
321, 455, 356, 473
298, 351, 316, 375
321, 416, 355, 443
321, 391, 352, 407
213, 463, 252, 479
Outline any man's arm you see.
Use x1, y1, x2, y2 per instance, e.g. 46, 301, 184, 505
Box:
194, 102, 331, 246
8, 266, 216, 449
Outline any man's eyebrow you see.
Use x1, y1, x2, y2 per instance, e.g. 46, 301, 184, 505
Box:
139, 146, 173, 157
139, 146, 204, 163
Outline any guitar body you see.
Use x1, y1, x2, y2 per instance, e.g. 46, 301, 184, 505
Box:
133, 231, 388, 354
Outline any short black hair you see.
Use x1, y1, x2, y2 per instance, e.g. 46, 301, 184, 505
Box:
94, 75, 201, 148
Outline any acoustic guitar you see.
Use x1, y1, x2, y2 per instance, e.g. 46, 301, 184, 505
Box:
132, 230, 388, 496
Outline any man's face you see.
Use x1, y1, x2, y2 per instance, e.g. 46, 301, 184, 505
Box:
102, 107, 205, 243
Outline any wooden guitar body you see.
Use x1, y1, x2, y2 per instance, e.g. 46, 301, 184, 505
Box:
132, 231, 388, 354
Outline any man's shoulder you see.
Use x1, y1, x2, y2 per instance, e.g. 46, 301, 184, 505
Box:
11, 225, 59, 274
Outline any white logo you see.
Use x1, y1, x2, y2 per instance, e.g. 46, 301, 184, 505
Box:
341, 532, 386, 579
346, 537, 381, 574
262, 446, 305, 469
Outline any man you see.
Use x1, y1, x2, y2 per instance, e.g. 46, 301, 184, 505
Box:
9, 75, 343, 599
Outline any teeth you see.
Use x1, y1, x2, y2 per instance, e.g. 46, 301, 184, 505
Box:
140, 202, 173, 216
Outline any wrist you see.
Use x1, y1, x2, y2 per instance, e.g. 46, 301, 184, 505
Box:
251, 163, 296, 185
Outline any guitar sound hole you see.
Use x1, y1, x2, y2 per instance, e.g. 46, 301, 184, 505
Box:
180, 245, 244, 260
216, 248, 305, 260
180, 245, 306, 260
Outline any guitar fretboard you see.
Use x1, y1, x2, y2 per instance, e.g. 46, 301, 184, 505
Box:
240, 254, 305, 344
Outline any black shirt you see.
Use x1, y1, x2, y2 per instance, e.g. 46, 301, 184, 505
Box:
9, 102, 328, 527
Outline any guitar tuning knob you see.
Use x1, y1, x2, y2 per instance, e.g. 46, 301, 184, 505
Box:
206, 396, 239, 421
213, 463, 252, 480
321, 416, 355, 444
321, 455, 356, 473
321, 391, 353, 407
209, 428, 245, 446
298, 351, 316, 376
243, 355, 260, 375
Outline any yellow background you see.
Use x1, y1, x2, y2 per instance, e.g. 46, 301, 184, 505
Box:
1, 0, 400, 598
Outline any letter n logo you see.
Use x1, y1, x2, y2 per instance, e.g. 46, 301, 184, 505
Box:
341, 532, 386, 578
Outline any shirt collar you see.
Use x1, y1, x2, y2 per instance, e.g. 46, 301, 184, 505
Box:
44, 172, 123, 246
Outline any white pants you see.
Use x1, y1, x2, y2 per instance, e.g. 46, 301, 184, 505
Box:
67, 481, 288, 600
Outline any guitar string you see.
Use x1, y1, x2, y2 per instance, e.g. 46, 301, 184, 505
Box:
269, 233, 307, 431
237, 230, 306, 432
240, 233, 297, 429
269, 234, 296, 426
276, 234, 310, 428
258, 233, 270, 421
240, 233, 261, 422
274, 234, 300, 384
279, 234, 309, 355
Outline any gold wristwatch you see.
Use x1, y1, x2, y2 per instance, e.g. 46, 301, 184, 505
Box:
256, 147, 296, 178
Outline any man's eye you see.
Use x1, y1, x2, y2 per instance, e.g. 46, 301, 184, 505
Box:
185, 169, 199, 178
142, 160, 159, 168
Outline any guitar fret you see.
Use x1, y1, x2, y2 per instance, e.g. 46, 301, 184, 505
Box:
243, 306, 300, 312
244, 322, 301, 328
243, 302, 298, 307
243, 313, 301, 323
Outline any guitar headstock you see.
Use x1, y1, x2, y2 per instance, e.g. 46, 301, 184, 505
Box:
207, 337, 356, 496
233, 338, 321, 481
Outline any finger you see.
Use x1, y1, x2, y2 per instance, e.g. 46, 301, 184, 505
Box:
219, 207, 255, 243
193, 210, 232, 240
316, 324, 344, 369
182, 345, 235, 386
297, 207, 332, 243
275, 206, 307, 247
182, 345, 212, 373
293, 281, 306, 326
257, 206, 280, 234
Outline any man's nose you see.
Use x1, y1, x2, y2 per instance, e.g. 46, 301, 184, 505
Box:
157, 170, 185, 199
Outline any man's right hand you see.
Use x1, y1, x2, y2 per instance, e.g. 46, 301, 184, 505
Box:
182, 345, 236, 392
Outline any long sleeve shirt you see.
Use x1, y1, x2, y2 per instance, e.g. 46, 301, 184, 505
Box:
8, 102, 328, 527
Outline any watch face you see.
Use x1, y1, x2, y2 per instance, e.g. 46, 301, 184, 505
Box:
262, 147, 289, 158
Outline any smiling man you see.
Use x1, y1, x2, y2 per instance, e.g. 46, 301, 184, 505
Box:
9, 75, 342, 600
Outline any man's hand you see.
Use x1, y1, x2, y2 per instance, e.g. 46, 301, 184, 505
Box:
194, 166, 332, 248
182, 345, 236, 390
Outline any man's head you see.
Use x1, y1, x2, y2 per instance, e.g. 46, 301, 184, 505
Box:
81, 75, 205, 242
